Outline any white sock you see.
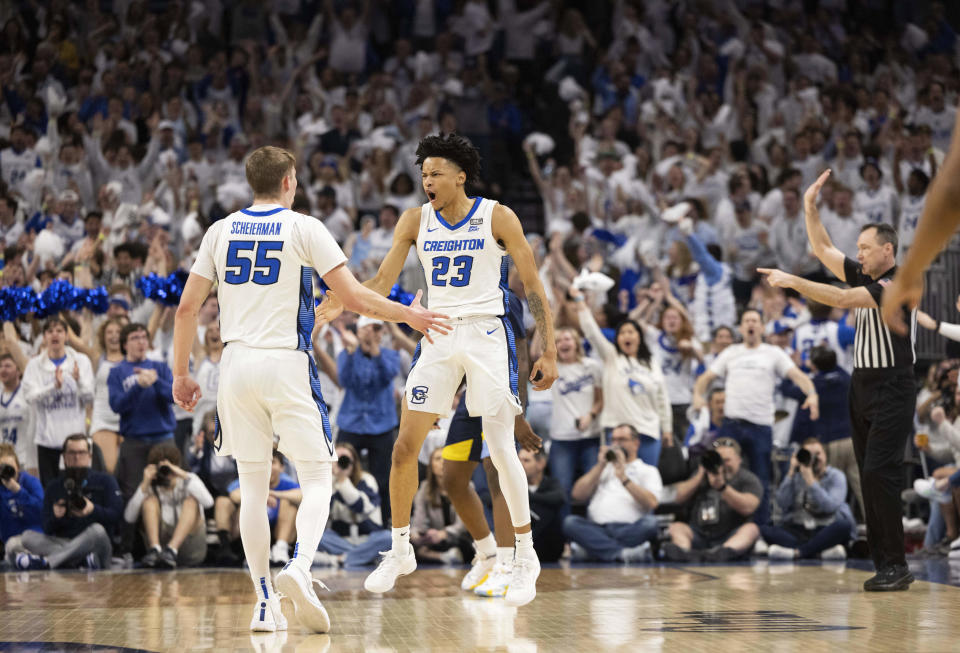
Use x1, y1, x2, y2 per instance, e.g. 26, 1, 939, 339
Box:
515, 531, 534, 554
237, 460, 274, 599
274, 539, 288, 551
151, 545, 161, 553
482, 402, 531, 527
168, 546, 178, 556
291, 460, 333, 574
392, 526, 411, 553
496, 546, 513, 566
476, 534, 497, 558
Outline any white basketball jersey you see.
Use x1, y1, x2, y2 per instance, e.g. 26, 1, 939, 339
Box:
416, 197, 508, 319
0, 384, 36, 469
191, 204, 347, 351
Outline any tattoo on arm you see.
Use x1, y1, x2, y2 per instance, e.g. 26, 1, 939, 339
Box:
527, 291, 550, 350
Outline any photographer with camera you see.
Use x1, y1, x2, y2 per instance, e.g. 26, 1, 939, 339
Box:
107, 323, 176, 500
762, 437, 855, 560
0, 443, 44, 561
123, 443, 214, 568
314, 443, 392, 567
692, 309, 818, 525
561, 424, 663, 563
662, 438, 762, 562
14, 434, 122, 570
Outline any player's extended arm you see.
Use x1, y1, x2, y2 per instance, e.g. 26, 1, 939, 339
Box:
803, 170, 848, 281
172, 272, 214, 411
315, 207, 419, 325
322, 264, 449, 341
493, 204, 558, 391
884, 102, 960, 334
758, 268, 877, 309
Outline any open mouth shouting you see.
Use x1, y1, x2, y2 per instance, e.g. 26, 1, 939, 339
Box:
426, 190, 437, 204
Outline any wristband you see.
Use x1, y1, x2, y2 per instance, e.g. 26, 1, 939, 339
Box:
936, 320, 942, 333
572, 296, 584, 302
622, 477, 631, 487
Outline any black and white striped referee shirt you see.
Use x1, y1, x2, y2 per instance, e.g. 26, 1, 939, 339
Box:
843, 257, 917, 370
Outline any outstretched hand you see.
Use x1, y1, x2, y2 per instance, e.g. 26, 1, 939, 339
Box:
315, 290, 344, 327
757, 267, 793, 289
404, 289, 450, 344
804, 169, 831, 208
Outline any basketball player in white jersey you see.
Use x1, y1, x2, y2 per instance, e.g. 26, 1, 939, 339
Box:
317, 133, 559, 606
171, 146, 448, 633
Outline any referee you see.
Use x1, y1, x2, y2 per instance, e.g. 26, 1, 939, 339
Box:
757, 169, 916, 592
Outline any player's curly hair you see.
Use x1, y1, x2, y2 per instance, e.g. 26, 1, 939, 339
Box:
415, 133, 482, 186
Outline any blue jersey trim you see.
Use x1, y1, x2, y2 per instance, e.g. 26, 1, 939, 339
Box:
307, 355, 335, 454
434, 196, 480, 231
241, 206, 285, 217
297, 266, 314, 351
409, 341, 422, 373
500, 315, 520, 400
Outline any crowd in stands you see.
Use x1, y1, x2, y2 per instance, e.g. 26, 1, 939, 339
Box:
2, 0, 960, 573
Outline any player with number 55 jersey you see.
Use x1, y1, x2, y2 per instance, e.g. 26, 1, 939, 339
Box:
172, 146, 448, 635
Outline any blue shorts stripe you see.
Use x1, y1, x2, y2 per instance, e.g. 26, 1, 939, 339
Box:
409, 341, 422, 372
213, 410, 222, 453
307, 356, 335, 454
500, 316, 519, 398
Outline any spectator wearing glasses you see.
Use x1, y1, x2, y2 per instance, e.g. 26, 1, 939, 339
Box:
662, 438, 762, 562
108, 323, 176, 500
13, 434, 122, 570
563, 424, 663, 563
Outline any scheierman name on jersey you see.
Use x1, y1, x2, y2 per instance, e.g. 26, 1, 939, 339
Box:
231, 221, 282, 236
422, 238, 484, 252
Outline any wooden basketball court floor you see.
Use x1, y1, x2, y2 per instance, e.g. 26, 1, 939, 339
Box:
1, 560, 958, 652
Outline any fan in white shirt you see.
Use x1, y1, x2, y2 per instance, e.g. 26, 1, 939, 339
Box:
853, 160, 898, 228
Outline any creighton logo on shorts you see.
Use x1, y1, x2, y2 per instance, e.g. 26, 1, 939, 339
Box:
411, 386, 429, 404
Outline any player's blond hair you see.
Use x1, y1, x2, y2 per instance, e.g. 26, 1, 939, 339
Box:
246, 146, 296, 196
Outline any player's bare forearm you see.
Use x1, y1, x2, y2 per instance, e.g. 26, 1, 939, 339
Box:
173, 273, 212, 376
526, 289, 556, 356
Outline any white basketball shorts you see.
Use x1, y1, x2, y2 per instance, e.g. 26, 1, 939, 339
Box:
405, 316, 522, 417
215, 343, 335, 463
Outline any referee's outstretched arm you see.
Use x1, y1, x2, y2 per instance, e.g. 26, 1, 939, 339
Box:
757, 268, 878, 311
883, 100, 960, 333
803, 169, 848, 282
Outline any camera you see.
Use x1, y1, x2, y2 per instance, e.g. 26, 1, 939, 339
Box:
153, 463, 173, 487
701, 449, 723, 474
0, 464, 15, 482
796, 448, 812, 467
337, 455, 353, 470
62, 477, 87, 512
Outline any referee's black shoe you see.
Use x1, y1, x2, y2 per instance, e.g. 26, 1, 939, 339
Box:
863, 564, 914, 591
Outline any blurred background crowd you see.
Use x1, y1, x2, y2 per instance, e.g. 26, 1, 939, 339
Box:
2, 0, 960, 572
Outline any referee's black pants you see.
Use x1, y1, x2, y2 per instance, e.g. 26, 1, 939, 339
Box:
848, 368, 916, 570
